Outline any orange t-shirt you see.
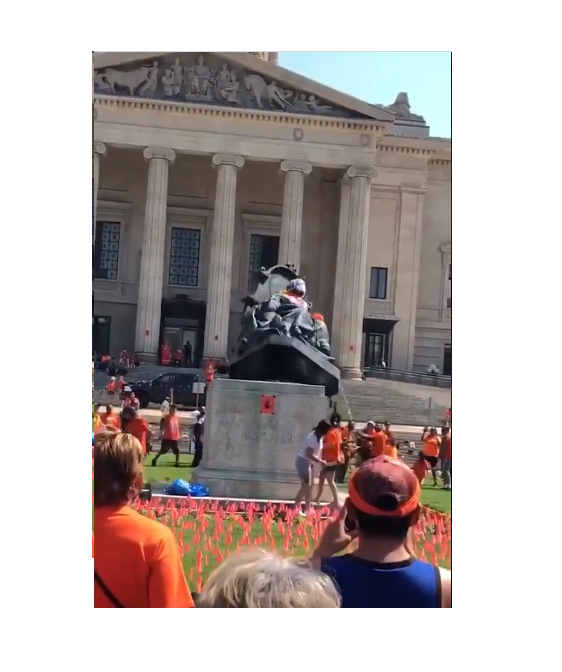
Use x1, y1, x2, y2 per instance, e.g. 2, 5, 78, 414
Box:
423, 436, 440, 457
322, 427, 342, 463
101, 412, 121, 430
93, 505, 194, 608
126, 417, 150, 453
369, 430, 387, 458
440, 436, 451, 460
383, 444, 398, 459
163, 415, 180, 441
412, 459, 429, 482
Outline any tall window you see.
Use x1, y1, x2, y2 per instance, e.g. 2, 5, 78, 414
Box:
169, 227, 201, 287
93, 221, 121, 280
248, 234, 279, 289
443, 344, 452, 376
369, 267, 388, 299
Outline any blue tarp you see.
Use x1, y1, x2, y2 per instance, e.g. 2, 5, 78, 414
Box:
166, 479, 210, 497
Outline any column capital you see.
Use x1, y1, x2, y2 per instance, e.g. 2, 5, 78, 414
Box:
93, 141, 106, 157
212, 154, 245, 169
280, 160, 312, 175
143, 147, 176, 163
346, 166, 377, 180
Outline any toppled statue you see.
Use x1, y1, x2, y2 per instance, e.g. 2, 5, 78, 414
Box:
229, 265, 341, 397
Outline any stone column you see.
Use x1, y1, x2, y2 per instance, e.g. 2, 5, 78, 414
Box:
203, 154, 245, 360
134, 147, 176, 359
279, 160, 312, 271
333, 167, 376, 378
93, 141, 106, 236
330, 177, 351, 360
392, 187, 426, 369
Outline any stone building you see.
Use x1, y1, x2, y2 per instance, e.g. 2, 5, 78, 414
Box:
93, 52, 451, 378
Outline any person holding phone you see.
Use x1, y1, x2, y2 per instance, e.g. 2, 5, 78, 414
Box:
309, 456, 451, 608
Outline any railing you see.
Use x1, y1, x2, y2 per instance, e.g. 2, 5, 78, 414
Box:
362, 366, 452, 389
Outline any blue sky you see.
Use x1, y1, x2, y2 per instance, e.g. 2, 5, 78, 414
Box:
280, 52, 451, 138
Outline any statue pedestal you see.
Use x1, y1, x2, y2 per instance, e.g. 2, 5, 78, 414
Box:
192, 378, 329, 500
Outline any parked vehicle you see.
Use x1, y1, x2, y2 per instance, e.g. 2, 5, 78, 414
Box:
122, 372, 206, 409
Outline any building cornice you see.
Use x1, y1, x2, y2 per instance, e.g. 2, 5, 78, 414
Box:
378, 135, 452, 163
93, 95, 388, 134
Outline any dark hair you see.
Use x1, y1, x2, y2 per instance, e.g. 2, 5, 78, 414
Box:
314, 419, 331, 437
352, 502, 415, 540
169, 404, 177, 411
329, 412, 342, 425
417, 450, 425, 459
106, 404, 113, 412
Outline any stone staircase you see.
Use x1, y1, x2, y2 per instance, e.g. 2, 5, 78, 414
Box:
335, 378, 450, 427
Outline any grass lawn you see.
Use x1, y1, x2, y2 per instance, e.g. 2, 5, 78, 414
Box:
142, 453, 451, 514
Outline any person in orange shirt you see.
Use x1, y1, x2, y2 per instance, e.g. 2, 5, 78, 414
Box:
439, 427, 452, 490
124, 408, 151, 455
422, 427, 440, 486
101, 404, 121, 430
383, 438, 398, 460
93, 431, 194, 608
412, 451, 430, 484
366, 423, 387, 459
315, 413, 343, 508
383, 421, 394, 444
160, 343, 171, 366
336, 420, 355, 483
152, 405, 181, 468
205, 360, 215, 387
106, 376, 116, 396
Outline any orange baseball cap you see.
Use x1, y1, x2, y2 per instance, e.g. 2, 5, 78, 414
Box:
348, 456, 421, 517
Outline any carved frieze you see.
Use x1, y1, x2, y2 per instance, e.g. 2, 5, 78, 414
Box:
93, 54, 357, 118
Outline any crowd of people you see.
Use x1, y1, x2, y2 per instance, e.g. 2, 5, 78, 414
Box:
93, 421, 451, 608
293, 414, 452, 517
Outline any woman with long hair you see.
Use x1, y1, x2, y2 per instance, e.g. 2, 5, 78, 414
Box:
294, 419, 331, 517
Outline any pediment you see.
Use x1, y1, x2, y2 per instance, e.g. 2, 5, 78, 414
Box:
93, 52, 395, 123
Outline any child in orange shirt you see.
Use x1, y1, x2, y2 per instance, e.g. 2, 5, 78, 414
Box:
383, 439, 398, 460
412, 451, 430, 485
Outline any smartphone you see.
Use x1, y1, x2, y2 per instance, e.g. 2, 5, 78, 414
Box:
344, 513, 357, 534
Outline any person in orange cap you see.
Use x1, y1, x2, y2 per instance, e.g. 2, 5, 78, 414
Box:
309, 456, 451, 608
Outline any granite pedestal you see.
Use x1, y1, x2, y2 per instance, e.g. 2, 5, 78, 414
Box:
192, 378, 329, 500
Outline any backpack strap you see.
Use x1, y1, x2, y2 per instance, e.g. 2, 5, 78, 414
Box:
94, 570, 125, 608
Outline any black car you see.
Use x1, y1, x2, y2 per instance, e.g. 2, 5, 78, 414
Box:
126, 373, 206, 409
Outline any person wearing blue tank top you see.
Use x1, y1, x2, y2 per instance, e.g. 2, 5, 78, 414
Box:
309, 455, 451, 608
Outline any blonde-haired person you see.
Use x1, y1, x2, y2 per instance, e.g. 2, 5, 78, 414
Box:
197, 548, 340, 608
93, 431, 194, 608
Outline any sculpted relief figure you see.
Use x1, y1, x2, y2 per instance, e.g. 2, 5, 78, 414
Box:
266, 80, 293, 109
162, 58, 183, 97
244, 74, 292, 109
215, 64, 240, 103
185, 55, 212, 96
293, 93, 333, 114
102, 64, 154, 96
137, 62, 159, 97
94, 71, 111, 92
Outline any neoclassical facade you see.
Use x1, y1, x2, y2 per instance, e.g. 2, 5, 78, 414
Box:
93, 52, 451, 378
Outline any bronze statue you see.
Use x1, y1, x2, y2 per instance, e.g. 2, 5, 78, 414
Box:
229, 265, 340, 397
